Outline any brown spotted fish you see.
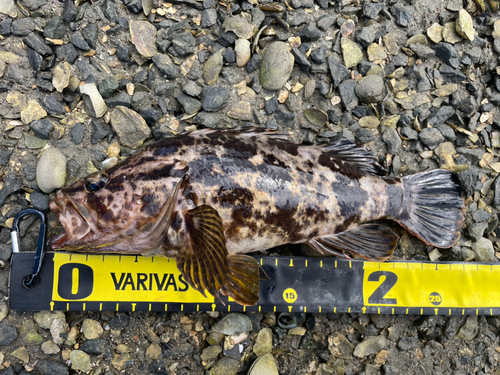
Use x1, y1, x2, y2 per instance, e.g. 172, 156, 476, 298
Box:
48, 128, 465, 305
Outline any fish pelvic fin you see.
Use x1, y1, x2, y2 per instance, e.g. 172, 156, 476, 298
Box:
397, 169, 464, 248
306, 224, 398, 261
176, 205, 260, 305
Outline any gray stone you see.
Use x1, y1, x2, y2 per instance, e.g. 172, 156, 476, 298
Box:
338, 80, 358, 111
36, 359, 69, 375
427, 106, 455, 127
153, 54, 180, 79
177, 93, 202, 114
182, 80, 203, 97
0, 148, 13, 166
0, 321, 18, 345
363, 2, 384, 18
69, 123, 86, 145
80, 338, 113, 359
472, 237, 495, 262
297, 22, 322, 42
468, 222, 488, 242
193, 112, 220, 127
383, 128, 402, 154
201, 9, 217, 27
110, 106, 151, 148
356, 25, 378, 47
30, 119, 54, 140
353, 336, 387, 358
23, 32, 53, 56
172, 32, 196, 56
391, 6, 413, 27
435, 43, 459, 69
0, 0, 17, 17
355, 75, 386, 103
397, 336, 419, 351
99, 76, 119, 98
455, 315, 478, 340
30, 191, 49, 211
316, 15, 336, 31
12, 18, 36, 36
202, 87, 229, 112
260, 42, 294, 91
0, 172, 22, 206
212, 313, 252, 335
419, 128, 444, 150
71, 32, 90, 51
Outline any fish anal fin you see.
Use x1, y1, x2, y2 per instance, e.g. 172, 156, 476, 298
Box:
306, 224, 398, 261
322, 139, 386, 177
176, 205, 229, 298
220, 255, 260, 306
176, 205, 261, 305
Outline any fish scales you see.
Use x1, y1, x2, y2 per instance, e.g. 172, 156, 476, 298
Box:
49, 128, 465, 305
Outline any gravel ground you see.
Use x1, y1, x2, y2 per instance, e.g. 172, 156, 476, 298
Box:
2, 0, 500, 373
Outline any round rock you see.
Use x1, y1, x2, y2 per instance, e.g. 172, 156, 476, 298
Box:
355, 75, 386, 103
259, 42, 294, 91
212, 313, 252, 335
419, 127, 444, 150
70, 350, 91, 373
110, 106, 151, 148
36, 147, 67, 194
81, 318, 103, 340
248, 353, 279, 375
235, 39, 251, 67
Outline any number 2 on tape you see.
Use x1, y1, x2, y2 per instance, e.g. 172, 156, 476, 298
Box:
367, 271, 398, 305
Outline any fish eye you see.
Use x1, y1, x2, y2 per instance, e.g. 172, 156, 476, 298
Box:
84, 172, 109, 193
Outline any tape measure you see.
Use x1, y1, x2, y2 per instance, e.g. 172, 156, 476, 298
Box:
9, 251, 500, 316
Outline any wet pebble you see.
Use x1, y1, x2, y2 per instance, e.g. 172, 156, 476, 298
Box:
110, 106, 151, 148
30, 119, 53, 140
82, 318, 103, 340
341, 37, 363, 68
202, 86, 229, 112
36, 147, 67, 194
41, 340, 60, 354
353, 335, 388, 358
383, 128, 402, 154
80, 83, 107, 118
21, 99, 47, 124
130, 21, 158, 58
203, 48, 224, 85
260, 42, 294, 91
247, 353, 279, 375
419, 127, 444, 150
212, 313, 252, 335
253, 328, 272, 356
471, 237, 495, 262
70, 350, 91, 373
0, 321, 18, 346
235, 39, 251, 67
355, 75, 385, 103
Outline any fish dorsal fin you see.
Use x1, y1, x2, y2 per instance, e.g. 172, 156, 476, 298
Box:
307, 224, 398, 261
176, 205, 260, 305
321, 140, 386, 177
186, 127, 289, 140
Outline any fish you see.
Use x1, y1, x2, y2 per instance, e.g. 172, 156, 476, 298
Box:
48, 128, 465, 305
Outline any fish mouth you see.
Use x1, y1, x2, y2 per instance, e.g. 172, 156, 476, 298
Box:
49, 191, 92, 249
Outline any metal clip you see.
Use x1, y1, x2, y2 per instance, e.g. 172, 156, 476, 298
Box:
11, 208, 47, 289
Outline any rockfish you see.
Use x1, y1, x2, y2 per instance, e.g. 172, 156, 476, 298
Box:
49, 128, 464, 305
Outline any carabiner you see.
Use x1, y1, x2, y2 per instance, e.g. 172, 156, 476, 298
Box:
11, 208, 47, 289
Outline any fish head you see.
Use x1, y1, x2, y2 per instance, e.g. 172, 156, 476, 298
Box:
48, 156, 182, 252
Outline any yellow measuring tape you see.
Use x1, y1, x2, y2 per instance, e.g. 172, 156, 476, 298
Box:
9, 252, 500, 315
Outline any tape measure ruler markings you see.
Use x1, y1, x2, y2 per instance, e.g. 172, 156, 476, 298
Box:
9, 252, 500, 315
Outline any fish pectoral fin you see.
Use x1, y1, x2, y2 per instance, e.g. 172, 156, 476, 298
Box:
220, 255, 260, 306
307, 224, 398, 261
176, 205, 229, 298
322, 139, 386, 177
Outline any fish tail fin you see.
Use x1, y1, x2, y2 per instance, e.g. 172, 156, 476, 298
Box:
397, 169, 464, 248
220, 255, 260, 306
